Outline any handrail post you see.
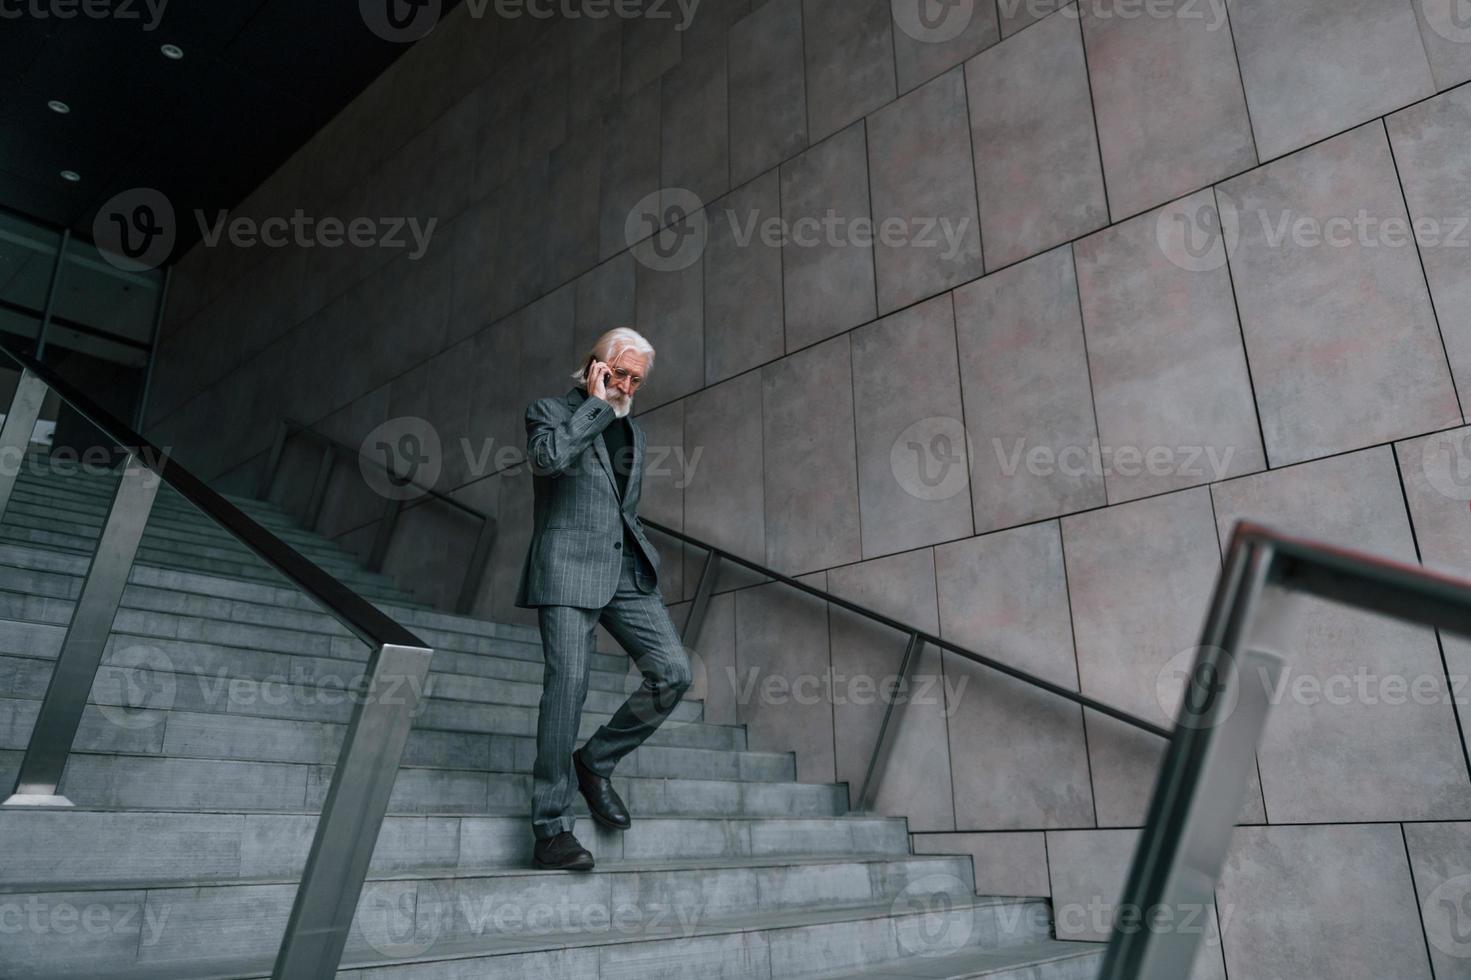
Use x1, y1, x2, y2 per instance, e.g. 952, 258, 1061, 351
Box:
259, 418, 290, 500
4, 453, 160, 806
366, 497, 402, 573
271, 640, 434, 979
0, 368, 49, 522
1099, 538, 1295, 980
855, 632, 924, 813
304, 445, 335, 532
681, 548, 721, 647
455, 516, 496, 615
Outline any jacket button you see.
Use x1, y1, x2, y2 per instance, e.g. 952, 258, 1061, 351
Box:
613, 542, 622, 550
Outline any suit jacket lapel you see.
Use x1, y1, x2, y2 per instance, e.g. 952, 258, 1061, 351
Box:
626, 417, 644, 510
568, 385, 621, 497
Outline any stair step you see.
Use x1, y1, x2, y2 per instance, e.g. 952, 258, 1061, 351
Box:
811, 940, 1105, 980
0, 626, 708, 725
0, 870, 1056, 980
0, 581, 637, 679
0, 523, 401, 592
0, 695, 781, 777
0, 541, 425, 610
0, 811, 909, 887
0, 751, 848, 816
2, 492, 355, 561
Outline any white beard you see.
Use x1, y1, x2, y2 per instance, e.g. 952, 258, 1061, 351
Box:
606, 390, 634, 418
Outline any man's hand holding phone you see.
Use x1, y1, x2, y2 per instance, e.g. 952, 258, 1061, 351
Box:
588, 359, 613, 403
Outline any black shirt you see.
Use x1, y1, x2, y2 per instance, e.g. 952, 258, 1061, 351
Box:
602, 414, 634, 500
601, 413, 638, 550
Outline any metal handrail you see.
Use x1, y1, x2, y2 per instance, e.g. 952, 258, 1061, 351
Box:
0, 341, 435, 980
260, 417, 496, 614
640, 516, 1170, 813
1100, 520, 1471, 978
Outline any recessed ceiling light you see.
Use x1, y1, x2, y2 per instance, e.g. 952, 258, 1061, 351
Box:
160, 43, 184, 60
60, 170, 81, 183
47, 100, 70, 114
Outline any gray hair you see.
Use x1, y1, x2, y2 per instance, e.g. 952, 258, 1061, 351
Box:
571, 327, 656, 385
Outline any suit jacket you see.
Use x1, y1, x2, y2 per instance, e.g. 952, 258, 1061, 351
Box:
514, 385, 661, 608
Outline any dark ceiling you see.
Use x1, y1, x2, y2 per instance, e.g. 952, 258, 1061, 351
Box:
0, 0, 459, 258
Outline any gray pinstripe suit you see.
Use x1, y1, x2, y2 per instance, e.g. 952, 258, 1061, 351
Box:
516, 385, 692, 840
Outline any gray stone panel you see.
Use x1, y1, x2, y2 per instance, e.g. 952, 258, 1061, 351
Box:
866, 67, 985, 314
1221, 123, 1461, 466
1212, 447, 1471, 823
780, 122, 879, 351
954, 245, 1105, 533
966, 8, 1108, 269
1227, 0, 1435, 160
1074, 190, 1265, 504
851, 295, 975, 558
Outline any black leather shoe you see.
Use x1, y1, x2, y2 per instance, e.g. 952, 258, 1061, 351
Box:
574, 749, 631, 830
533, 830, 595, 871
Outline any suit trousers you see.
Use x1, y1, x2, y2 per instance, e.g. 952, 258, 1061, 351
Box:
531, 544, 693, 840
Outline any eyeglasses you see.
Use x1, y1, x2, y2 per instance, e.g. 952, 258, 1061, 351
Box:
609, 366, 645, 390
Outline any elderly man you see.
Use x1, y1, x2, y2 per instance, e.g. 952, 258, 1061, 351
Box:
515, 327, 692, 871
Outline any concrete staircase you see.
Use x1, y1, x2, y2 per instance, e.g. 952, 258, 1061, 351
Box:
0, 450, 1106, 979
